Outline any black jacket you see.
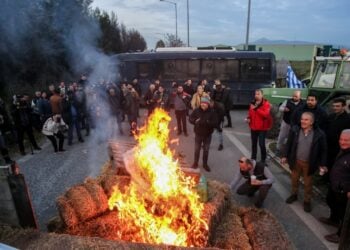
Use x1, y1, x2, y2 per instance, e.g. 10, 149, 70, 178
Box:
291, 103, 328, 130
330, 149, 350, 194
283, 125, 327, 175
189, 107, 218, 137
282, 99, 305, 124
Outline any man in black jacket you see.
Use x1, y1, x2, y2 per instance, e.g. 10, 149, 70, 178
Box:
323, 129, 350, 243
189, 96, 218, 172
211, 79, 232, 127
281, 111, 327, 212
0, 98, 14, 164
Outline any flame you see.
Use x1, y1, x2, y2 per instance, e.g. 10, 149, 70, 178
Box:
108, 108, 207, 246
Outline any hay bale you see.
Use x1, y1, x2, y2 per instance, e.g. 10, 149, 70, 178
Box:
83, 178, 109, 215
100, 174, 131, 197
46, 216, 64, 233
211, 203, 251, 250
56, 196, 79, 228
65, 185, 97, 222
239, 207, 293, 250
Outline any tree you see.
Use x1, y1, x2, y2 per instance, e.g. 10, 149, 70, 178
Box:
164, 33, 185, 47
155, 40, 165, 49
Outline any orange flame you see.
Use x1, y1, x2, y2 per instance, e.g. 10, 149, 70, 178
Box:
108, 108, 207, 246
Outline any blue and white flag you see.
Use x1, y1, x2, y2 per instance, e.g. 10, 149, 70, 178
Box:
286, 66, 306, 88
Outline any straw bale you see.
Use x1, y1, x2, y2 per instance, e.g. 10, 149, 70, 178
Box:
56, 196, 79, 228
100, 174, 131, 197
65, 185, 97, 222
46, 216, 64, 233
83, 178, 109, 215
211, 203, 251, 250
239, 207, 293, 250
108, 140, 136, 174
96, 160, 114, 183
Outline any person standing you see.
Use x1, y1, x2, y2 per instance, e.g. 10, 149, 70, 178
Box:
276, 90, 304, 155
211, 79, 232, 128
191, 85, 210, 110
246, 89, 272, 163
173, 85, 191, 136
144, 83, 156, 116
281, 112, 327, 212
0, 98, 14, 164
323, 129, 350, 243
189, 96, 218, 172
49, 88, 62, 115
124, 84, 140, 136
153, 85, 170, 111
183, 79, 195, 97
230, 156, 274, 208
107, 87, 125, 137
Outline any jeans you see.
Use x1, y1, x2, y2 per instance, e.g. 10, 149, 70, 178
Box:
237, 180, 272, 207
68, 116, 82, 143
194, 134, 212, 166
251, 130, 267, 161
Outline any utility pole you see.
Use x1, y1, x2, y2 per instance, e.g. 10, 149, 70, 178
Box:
187, 0, 190, 47
245, 0, 251, 50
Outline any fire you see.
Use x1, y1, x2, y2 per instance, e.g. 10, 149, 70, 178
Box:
108, 108, 208, 246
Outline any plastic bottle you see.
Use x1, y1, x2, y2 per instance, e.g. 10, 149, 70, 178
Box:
196, 174, 208, 203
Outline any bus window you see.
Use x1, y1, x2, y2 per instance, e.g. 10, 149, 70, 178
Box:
240, 59, 271, 82
137, 63, 151, 78
340, 62, 350, 89
161, 60, 176, 80
201, 60, 215, 80
313, 63, 338, 88
214, 59, 239, 81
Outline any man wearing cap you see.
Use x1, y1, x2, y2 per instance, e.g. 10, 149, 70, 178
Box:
230, 156, 274, 208
189, 96, 218, 172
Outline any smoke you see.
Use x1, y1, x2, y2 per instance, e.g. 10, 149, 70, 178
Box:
0, 0, 122, 174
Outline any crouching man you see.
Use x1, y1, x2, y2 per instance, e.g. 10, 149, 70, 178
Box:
230, 156, 274, 208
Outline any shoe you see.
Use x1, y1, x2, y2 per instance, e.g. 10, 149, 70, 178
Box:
184, 132, 188, 137
191, 163, 198, 169
218, 144, 223, 151
285, 194, 298, 204
78, 138, 84, 143
34, 146, 41, 150
318, 217, 339, 227
203, 164, 211, 172
224, 124, 232, 128
303, 202, 312, 212
324, 233, 340, 243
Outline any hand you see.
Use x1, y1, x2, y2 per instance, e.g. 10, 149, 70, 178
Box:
250, 104, 256, 110
195, 118, 200, 123
245, 118, 250, 123
281, 157, 287, 164
284, 107, 290, 112
251, 179, 262, 186
347, 192, 350, 199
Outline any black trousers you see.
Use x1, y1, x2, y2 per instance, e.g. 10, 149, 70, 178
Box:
46, 131, 64, 152
194, 134, 212, 166
16, 125, 39, 153
237, 180, 272, 207
251, 130, 267, 161
175, 109, 187, 134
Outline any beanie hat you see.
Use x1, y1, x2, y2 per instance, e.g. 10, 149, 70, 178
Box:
200, 96, 210, 105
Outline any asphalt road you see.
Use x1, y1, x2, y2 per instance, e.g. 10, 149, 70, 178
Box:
15, 109, 338, 250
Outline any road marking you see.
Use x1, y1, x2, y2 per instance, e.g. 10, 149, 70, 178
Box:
223, 130, 337, 250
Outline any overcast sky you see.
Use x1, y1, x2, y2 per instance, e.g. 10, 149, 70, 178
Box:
91, 0, 350, 49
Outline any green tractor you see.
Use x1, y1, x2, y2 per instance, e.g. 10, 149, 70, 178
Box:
263, 51, 350, 110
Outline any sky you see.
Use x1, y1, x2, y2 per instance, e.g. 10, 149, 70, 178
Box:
91, 0, 350, 49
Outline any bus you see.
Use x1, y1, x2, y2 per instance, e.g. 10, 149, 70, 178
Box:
115, 48, 276, 105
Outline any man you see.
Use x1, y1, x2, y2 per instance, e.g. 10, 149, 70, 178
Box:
291, 94, 328, 131
323, 129, 350, 243
230, 156, 274, 208
49, 88, 62, 115
276, 90, 304, 155
183, 79, 195, 97
281, 112, 327, 212
107, 87, 124, 136
173, 85, 191, 136
211, 79, 232, 128
246, 89, 272, 163
124, 84, 140, 136
0, 98, 14, 164
153, 85, 170, 111
189, 96, 218, 172
325, 98, 350, 169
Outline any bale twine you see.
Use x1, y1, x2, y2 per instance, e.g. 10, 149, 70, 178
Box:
83, 178, 109, 215
56, 196, 79, 228
65, 185, 98, 222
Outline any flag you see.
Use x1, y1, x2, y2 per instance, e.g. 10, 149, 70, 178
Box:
286, 66, 306, 88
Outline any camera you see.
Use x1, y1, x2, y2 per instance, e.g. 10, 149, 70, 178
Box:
56, 117, 61, 123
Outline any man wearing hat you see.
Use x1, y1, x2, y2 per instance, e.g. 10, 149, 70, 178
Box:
189, 96, 218, 172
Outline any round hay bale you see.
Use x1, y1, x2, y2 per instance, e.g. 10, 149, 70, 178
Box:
101, 175, 131, 197
83, 178, 109, 215
56, 196, 79, 228
65, 185, 98, 222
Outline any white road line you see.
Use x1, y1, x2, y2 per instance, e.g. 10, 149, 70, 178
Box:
223, 130, 337, 250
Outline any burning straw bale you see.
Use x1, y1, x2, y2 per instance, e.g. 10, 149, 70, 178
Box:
100, 174, 131, 197
239, 207, 293, 250
108, 140, 136, 175
56, 196, 79, 228
83, 178, 109, 214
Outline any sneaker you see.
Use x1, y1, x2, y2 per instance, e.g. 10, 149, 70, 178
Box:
203, 164, 211, 172
285, 194, 298, 204
191, 163, 198, 169
303, 202, 312, 212
218, 144, 223, 151
324, 233, 340, 243
318, 217, 339, 227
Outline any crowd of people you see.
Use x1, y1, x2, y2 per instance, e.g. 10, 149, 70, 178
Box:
0, 76, 349, 244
